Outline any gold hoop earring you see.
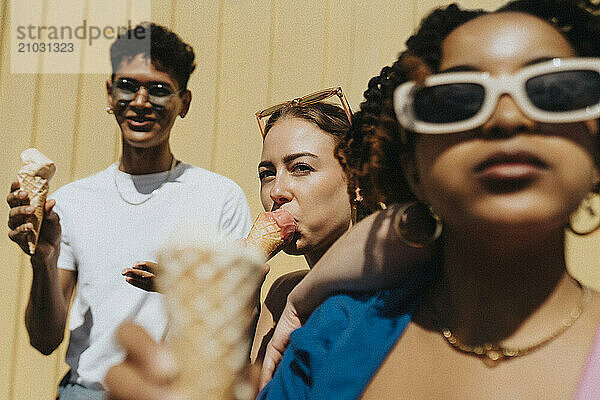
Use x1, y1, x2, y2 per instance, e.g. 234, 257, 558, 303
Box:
105, 107, 113, 114
393, 201, 443, 248
568, 192, 600, 236
350, 186, 364, 225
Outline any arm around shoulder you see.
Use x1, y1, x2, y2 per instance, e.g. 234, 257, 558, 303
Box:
258, 204, 437, 386
289, 203, 436, 319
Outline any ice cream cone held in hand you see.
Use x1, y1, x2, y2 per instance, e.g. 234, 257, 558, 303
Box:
156, 228, 265, 400
17, 148, 56, 255
245, 209, 297, 260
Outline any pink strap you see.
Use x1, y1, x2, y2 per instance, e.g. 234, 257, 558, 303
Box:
572, 323, 600, 399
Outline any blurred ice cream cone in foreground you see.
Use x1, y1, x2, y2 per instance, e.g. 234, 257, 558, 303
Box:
244, 210, 297, 260
17, 148, 56, 255
156, 229, 265, 400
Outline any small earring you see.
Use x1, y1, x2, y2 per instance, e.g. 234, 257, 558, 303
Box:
350, 186, 364, 225
105, 107, 113, 114
568, 192, 600, 236
393, 201, 443, 248
354, 187, 363, 203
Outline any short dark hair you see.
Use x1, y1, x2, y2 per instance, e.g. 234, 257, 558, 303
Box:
110, 22, 196, 90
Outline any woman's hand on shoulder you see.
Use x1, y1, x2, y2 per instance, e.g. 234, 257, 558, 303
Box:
257, 204, 438, 386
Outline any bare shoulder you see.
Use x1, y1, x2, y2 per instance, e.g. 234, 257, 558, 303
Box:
251, 269, 308, 363
264, 270, 309, 322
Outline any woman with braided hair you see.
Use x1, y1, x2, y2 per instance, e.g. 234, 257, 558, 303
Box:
258, 0, 600, 398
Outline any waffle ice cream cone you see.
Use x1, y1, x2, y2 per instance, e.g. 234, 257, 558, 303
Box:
16, 148, 55, 255
244, 210, 297, 260
156, 229, 265, 400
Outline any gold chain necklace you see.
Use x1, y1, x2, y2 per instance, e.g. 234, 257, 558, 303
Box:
114, 156, 177, 206
435, 283, 592, 367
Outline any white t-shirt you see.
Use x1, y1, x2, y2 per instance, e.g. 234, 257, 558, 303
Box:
50, 162, 252, 389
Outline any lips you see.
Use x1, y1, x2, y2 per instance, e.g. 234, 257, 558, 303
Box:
271, 205, 300, 236
126, 115, 156, 130
475, 151, 548, 181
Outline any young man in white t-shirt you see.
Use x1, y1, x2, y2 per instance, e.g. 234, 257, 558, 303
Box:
7, 23, 251, 399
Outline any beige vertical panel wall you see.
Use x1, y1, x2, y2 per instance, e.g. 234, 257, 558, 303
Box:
0, 0, 598, 398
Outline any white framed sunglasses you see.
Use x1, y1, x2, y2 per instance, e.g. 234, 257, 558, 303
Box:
393, 57, 600, 135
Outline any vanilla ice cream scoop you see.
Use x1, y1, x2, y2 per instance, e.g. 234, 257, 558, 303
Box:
19, 148, 56, 180
17, 148, 55, 255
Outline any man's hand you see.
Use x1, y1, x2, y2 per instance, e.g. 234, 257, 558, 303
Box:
122, 261, 157, 292
7, 180, 60, 265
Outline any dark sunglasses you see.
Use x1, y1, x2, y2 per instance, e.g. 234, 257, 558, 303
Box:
111, 78, 181, 108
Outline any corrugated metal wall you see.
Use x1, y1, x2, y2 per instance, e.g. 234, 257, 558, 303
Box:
1, 1, 597, 398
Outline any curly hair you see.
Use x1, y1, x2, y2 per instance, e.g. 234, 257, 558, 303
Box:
339, 0, 599, 209
110, 22, 196, 90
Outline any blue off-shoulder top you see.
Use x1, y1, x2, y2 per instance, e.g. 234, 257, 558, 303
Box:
257, 270, 434, 400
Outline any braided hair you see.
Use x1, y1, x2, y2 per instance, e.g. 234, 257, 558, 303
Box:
338, 0, 599, 208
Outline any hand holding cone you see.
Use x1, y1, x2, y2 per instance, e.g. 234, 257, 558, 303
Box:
156, 228, 265, 400
244, 210, 297, 261
16, 148, 55, 255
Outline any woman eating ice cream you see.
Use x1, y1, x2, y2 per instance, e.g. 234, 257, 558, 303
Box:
104, 86, 439, 398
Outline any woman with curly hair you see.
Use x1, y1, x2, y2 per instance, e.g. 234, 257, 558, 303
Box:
258, 0, 600, 398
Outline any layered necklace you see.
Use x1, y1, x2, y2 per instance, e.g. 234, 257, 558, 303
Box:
429, 280, 592, 367
114, 156, 177, 205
